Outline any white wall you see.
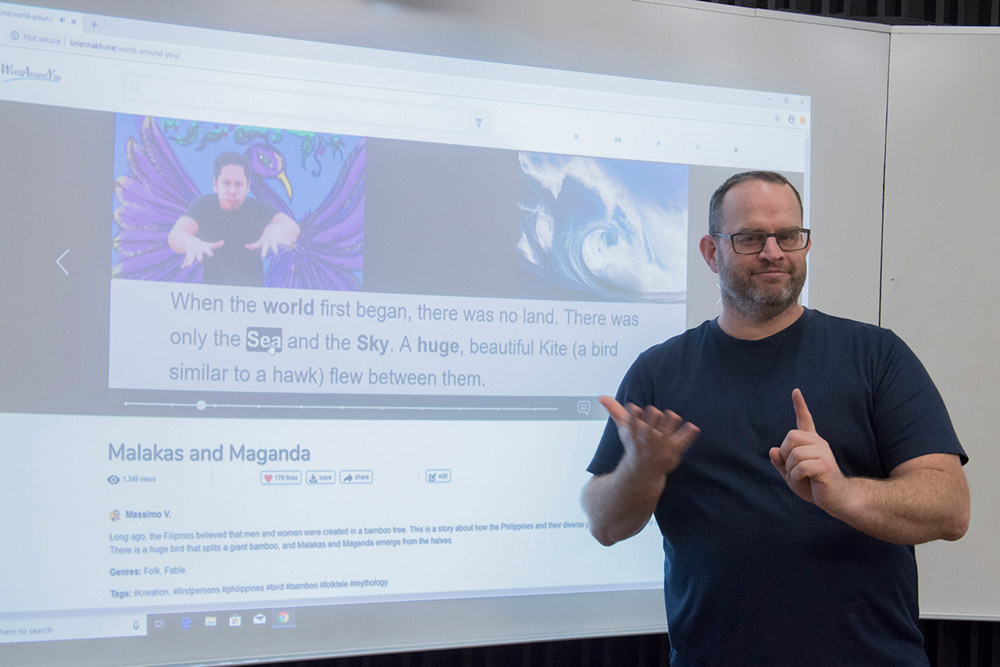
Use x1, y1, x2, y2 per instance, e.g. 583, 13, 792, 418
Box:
883, 27, 1000, 619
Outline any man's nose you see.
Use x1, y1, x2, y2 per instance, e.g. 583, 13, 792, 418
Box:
758, 235, 785, 260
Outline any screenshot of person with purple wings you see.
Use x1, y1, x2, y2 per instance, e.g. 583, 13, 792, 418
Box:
113, 115, 365, 290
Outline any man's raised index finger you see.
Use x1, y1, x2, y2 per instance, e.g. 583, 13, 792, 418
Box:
792, 388, 816, 433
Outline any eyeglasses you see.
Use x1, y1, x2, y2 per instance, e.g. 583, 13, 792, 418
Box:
712, 228, 810, 254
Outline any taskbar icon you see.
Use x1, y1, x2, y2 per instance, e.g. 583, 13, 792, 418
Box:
146, 608, 297, 632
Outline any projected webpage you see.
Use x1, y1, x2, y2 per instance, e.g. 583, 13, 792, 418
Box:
0, 2, 809, 662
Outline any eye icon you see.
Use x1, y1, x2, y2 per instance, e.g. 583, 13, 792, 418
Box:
107, 474, 121, 485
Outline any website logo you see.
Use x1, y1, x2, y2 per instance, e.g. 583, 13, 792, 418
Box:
0, 63, 63, 83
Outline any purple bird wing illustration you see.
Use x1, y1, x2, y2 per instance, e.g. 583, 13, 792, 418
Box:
262, 140, 366, 291
113, 116, 202, 282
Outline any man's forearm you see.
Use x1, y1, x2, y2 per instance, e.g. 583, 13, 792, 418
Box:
582, 458, 667, 546
832, 464, 970, 545
167, 226, 193, 254
270, 213, 300, 242
168, 216, 199, 254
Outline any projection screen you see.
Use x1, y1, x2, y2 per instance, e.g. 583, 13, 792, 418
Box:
0, 1, 812, 664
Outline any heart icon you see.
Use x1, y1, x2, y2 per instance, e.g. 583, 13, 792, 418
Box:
264, 474, 272, 483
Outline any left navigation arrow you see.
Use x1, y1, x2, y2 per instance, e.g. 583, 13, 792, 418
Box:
56, 249, 70, 275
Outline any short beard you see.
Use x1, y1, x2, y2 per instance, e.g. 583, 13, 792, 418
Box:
716, 253, 805, 322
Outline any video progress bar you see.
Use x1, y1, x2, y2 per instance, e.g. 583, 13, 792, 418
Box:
123, 401, 559, 413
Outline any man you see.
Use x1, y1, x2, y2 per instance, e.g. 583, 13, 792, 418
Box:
582, 171, 969, 666
168, 152, 299, 286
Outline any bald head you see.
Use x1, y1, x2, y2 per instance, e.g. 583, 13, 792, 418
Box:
709, 171, 802, 235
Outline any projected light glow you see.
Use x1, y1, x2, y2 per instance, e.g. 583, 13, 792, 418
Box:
0, 2, 809, 665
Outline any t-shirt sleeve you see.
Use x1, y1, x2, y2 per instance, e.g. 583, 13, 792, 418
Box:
873, 331, 968, 470
586, 354, 651, 476
185, 193, 221, 220
247, 197, 279, 222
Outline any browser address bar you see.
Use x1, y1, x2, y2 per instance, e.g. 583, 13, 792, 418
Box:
123, 74, 491, 135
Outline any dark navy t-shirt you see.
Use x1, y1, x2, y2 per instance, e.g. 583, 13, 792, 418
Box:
186, 195, 278, 287
587, 309, 966, 667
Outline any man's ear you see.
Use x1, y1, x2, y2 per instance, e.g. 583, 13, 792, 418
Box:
699, 234, 720, 274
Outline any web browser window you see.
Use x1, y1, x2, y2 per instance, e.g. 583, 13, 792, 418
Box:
0, 2, 810, 664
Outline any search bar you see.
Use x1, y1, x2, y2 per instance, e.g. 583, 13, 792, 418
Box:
123, 74, 491, 135
0, 613, 146, 643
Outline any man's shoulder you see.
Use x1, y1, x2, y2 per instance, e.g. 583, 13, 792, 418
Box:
636, 320, 714, 364
799, 310, 920, 376
186, 193, 219, 215
805, 309, 899, 345
241, 196, 278, 217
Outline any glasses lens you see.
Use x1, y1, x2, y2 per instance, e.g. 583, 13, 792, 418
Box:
732, 233, 765, 253
776, 229, 808, 250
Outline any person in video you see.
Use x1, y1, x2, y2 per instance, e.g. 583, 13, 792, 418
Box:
582, 171, 970, 667
168, 151, 299, 286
